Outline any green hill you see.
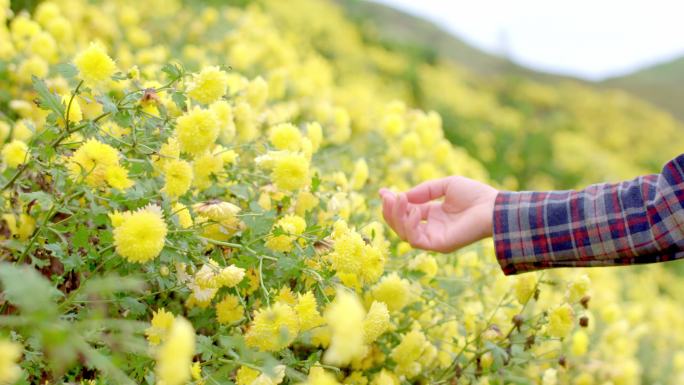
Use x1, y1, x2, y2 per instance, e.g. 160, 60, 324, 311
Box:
602, 57, 684, 120
339, 0, 683, 121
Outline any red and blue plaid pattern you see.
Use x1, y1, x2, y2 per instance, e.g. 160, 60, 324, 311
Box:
493, 154, 684, 275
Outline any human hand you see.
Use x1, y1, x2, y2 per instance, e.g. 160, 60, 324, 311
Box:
379, 176, 498, 253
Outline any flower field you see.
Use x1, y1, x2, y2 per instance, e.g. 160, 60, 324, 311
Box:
0, 0, 683, 384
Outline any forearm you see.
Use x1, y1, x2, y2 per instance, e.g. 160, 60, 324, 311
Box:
493, 155, 684, 275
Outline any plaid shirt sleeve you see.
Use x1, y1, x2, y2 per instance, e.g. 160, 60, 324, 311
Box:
493, 154, 684, 275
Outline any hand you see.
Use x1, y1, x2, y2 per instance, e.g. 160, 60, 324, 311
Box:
379, 176, 498, 253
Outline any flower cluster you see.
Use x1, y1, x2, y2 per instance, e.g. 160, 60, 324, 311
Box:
0, 0, 681, 384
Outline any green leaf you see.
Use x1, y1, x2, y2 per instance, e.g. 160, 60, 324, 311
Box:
19, 191, 54, 212
32, 75, 64, 116
98, 94, 119, 114
161, 62, 183, 81
54, 63, 78, 78
0, 263, 62, 318
77, 275, 146, 298
171, 91, 187, 111
119, 296, 147, 316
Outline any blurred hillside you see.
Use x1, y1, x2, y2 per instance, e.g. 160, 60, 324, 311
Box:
339, 0, 684, 122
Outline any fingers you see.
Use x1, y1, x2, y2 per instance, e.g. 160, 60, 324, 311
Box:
406, 178, 450, 204
381, 190, 396, 231
405, 207, 431, 249
392, 193, 409, 240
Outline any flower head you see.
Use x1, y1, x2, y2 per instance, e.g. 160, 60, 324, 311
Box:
74, 42, 116, 84
187, 66, 228, 104
112, 205, 168, 263
245, 302, 300, 352
1, 140, 29, 168
176, 107, 219, 155
0, 339, 22, 385
271, 151, 310, 191
155, 317, 195, 385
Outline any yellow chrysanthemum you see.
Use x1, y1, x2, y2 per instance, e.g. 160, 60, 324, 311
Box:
0, 339, 22, 385
306, 122, 323, 152
162, 159, 193, 198
269, 123, 303, 151
369, 273, 412, 312
176, 107, 219, 155
548, 304, 575, 338
236, 366, 260, 385
350, 159, 369, 190
567, 274, 591, 303
210, 100, 236, 144
74, 42, 116, 84
1, 140, 29, 168
104, 164, 134, 190
327, 220, 385, 289
145, 308, 175, 345
112, 205, 168, 263
271, 152, 310, 191
265, 214, 306, 253
67, 138, 121, 188
215, 265, 246, 288
390, 326, 433, 379
363, 301, 390, 344
323, 289, 367, 366
172, 203, 193, 229
245, 302, 300, 352
295, 291, 325, 331
59, 94, 82, 126
407, 253, 438, 283
187, 66, 229, 104
155, 317, 195, 385
302, 367, 340, 385
216, 295, 244, 324
514, 273, 537, 305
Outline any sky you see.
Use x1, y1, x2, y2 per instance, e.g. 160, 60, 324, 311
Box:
371, 0, 684, 81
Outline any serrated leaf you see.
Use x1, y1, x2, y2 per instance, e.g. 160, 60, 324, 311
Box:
54, 63, 78, 78
32, 75, 64, 116
19, 191, 54, 211
0, 263, 62, 318
77, 275, 146, 298
97, 94, 119, 114
161, 63, 183, 81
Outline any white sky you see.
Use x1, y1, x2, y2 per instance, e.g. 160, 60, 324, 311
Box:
371, 0, 684, 80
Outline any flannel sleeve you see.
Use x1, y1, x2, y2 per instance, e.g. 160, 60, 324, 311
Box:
493, 154, 684, 275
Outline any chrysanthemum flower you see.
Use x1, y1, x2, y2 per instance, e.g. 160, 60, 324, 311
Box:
390, 326, 434, 379
67, 138, 123, 188
187, 66, 229, 104
176, 107, 219, 155
155, 317, 195, 385
172, 203, 193, 229
548, 304, 574, 338
145, 308, 175, 345
514, 273, 537, 305
265, 215, 306, 253
210, 100, 236, 144
162, 159, 193, 198
216, 295, 244, 324
363, 301, 390, 344
245, 302, 300, 352
74, 42, 116, 84
104, 164, 134, 190
369, 273, 412, 312
271, 151, 310, 191
111, 205, 168, 263
323, 289, 366, 366
0, 339, 22, 384
1, 140, 29, 168
269, 123, 303, 151
295, 291, 325, 331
